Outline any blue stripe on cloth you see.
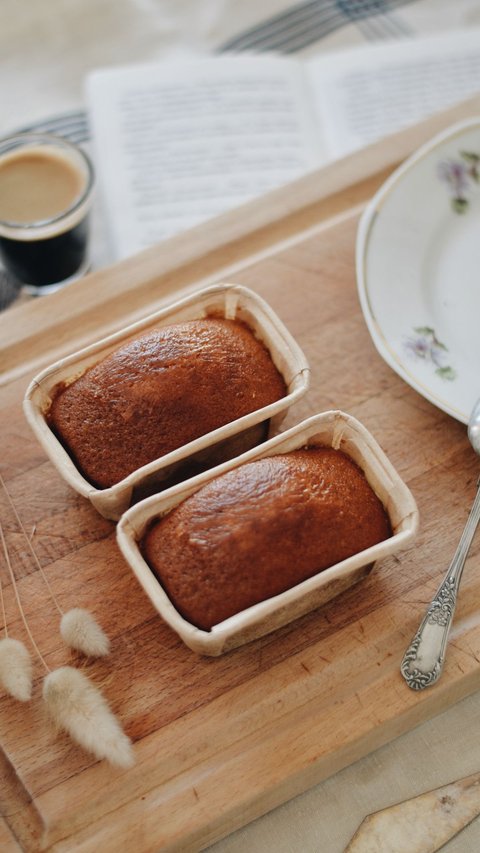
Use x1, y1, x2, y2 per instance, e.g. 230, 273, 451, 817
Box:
220, 0, 415, 52
13, 111, 90, 144
221, 4, 359, 54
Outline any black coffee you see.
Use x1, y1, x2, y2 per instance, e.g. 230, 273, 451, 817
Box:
0, 142, 92, 289
0, 217, 89, 287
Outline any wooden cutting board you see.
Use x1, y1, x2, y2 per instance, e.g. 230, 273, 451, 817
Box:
1, 96, 480, 853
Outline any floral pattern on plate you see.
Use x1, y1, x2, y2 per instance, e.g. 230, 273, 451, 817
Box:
437, 151, 480, 213
357, 117, 480, 425
404, 327, 456, 381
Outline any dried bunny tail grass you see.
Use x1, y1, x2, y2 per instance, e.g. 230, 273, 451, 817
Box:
60, 609, 110, 657
0, 637, 32, 701
43, 666, 134, 768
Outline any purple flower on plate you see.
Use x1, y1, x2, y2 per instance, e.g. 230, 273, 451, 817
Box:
404, 334, 430, 360
437, 159, 470, 212
437, 151, 480, 213
404, 327, 456, 381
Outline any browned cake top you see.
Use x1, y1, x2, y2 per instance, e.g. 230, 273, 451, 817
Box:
142, 447, 392, 630
48, 318, 286, 488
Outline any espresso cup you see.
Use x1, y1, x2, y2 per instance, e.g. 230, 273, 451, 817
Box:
0, 133, 94, 295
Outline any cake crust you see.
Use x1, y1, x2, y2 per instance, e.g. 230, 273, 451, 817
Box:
48, 318, 286, 488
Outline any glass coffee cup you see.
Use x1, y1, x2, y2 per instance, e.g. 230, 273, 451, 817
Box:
0, 133, 95, 295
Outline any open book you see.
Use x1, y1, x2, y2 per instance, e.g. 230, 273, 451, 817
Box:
86, 29, 480, 261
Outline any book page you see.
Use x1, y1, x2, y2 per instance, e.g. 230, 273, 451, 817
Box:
306, 29, 480, 160
86, 56, 321, 260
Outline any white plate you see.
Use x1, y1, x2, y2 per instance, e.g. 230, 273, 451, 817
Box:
356, 117, 480, 425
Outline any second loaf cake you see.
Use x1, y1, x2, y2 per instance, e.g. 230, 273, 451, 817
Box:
141, 447, 392, 630
48, 317, 287, 488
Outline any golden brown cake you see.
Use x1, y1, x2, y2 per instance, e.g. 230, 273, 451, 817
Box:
141, 447, 392, 630
48, 318, 286, 488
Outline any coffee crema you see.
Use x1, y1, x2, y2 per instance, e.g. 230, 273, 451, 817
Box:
0, 147, 84, 224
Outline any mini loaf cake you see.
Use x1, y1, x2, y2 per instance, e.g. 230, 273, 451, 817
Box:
141, 447, 392, 630
48, 318, 286, 489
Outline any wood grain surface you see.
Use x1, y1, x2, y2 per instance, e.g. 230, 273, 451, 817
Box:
1, 97, 480, 852
0, 819, 21, 853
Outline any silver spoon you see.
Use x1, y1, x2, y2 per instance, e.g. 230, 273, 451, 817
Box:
401, 397, 480, 690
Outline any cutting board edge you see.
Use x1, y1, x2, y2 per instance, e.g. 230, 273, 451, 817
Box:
36, 665, 480, 853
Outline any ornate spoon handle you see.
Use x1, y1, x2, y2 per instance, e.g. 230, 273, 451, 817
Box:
401, 479, 480, 691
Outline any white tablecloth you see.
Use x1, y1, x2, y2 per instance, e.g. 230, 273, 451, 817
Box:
2, 2, 480, 850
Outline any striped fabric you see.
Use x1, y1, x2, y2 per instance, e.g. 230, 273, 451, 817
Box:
220, 0, 414, 53
12, 0, 415, 146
